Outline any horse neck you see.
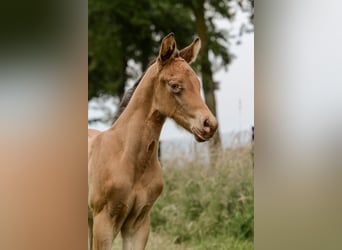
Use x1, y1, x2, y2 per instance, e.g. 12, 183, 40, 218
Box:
110, 64, 165, 160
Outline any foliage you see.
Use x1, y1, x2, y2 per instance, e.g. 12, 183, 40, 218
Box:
88, 0, 195, 100
88, 0, 254, 100
150, 144, 254, 248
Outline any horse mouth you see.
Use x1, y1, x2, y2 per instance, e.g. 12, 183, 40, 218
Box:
191, 127, 208, 142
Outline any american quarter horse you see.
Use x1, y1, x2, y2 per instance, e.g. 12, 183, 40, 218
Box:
88, 33, 218, 250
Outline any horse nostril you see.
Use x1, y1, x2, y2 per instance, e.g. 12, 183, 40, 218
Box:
203, 118, 210, 128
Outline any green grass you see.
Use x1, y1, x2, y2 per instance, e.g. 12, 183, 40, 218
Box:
187, 235, 254, 250
151, 144, 254, 249
112, 232, 253, 250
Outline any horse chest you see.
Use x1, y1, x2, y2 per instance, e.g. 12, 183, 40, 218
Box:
122, 179, 163, 227
102, 167, 163, 228
132, 174, 163, 210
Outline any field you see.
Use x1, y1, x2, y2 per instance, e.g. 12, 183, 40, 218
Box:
112, 143, 254, 249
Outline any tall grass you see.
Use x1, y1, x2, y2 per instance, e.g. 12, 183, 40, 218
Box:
150, 143, 254, 249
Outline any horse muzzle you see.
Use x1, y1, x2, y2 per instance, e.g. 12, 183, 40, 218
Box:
191, 117, 218, 142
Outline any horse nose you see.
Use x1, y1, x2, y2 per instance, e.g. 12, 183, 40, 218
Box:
203, 117, 218, 134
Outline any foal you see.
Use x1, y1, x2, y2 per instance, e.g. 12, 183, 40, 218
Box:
88, 33, 218, 250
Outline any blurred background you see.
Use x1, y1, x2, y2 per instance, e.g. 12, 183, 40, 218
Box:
88, 0, 254, 155
88, 0, 254, 249
2, 0, 342, 249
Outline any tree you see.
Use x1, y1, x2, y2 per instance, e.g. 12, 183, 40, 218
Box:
88, 0, 153, 100
88, 0, 195, 101
177, 0, 253, 156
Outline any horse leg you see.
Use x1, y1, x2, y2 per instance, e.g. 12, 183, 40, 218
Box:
121, 215, 150, 250
92, 207, 117, 250
88, 216, 93, 250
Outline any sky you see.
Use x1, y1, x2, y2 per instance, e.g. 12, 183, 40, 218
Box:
88, 12, 254, 142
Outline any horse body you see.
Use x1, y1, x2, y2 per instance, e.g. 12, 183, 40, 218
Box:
88, 33, 218, 250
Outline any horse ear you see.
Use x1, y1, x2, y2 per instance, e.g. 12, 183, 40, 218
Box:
158, 32, 177, 63
179, 37, 201, 64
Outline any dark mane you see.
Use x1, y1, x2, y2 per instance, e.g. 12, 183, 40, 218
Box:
112, 77, 141, 123
112, 58, 156, 124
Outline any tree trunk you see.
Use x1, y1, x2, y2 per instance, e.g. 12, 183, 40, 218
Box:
192, 0, 222, 160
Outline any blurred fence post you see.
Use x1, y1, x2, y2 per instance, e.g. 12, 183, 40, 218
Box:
252, 126, 254, 142
251, 126, 254, 168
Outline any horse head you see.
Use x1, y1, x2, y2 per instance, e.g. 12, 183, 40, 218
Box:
153, 33, 218, 142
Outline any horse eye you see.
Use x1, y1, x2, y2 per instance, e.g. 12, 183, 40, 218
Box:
168, 82, 182, 93
170, 83, 179, 89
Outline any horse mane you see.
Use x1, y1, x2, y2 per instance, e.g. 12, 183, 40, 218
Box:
112, 58, 157, 124
112, 77, 141, 123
